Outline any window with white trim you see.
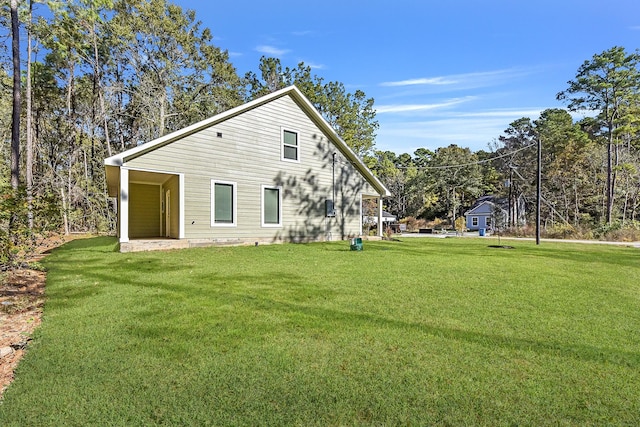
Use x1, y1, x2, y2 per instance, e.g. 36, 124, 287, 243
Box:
211, 180, 237, 226
485, 217, 492, 227
262, 185, 282, 227
282, 129, 299, 162
472, 217, 478, 227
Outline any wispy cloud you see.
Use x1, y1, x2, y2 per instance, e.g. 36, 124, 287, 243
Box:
376, 97, 475, 114
380, 68, 534, 89
255, 45, 290, 56
454, 109, 544, 118
292, 30, 314, 36
304, 62, 326, 70
630, 25, 640, 31
375, 107, 551, 152
381, 77, 457, 86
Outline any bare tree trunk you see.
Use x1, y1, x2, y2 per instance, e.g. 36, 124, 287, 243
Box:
92, 22, 112, 157
60, 187, 70, 236
65, 65, 75, 235
159, 91, 166, 136
10, 0, 20, 191
26, 0, 34, 229
574, 183, 580, 227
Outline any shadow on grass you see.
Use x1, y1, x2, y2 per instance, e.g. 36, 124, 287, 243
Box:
41, 236, 640, 369
235, 293, 640, 369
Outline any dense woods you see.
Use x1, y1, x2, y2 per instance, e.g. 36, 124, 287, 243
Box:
1, 0, 640, 267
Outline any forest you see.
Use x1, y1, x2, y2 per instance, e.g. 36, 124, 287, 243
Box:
2, 0, 640, 267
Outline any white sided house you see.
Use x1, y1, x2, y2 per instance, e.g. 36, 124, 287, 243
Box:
104, 86, 390, 252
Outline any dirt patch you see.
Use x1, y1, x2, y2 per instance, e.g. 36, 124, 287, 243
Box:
0, 268, 45, 397
0, 234, 70, 398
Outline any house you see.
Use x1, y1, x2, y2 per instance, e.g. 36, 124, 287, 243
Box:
464, 195, 526, 231
464, 197, 507, 231
104, 86, 390, 252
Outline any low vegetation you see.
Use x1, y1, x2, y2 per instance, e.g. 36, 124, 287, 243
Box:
1, 237, 639, 425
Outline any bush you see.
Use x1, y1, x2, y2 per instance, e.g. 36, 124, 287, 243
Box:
0, 185, 32, 270
0, 185, 59, 271
596, 220, 640, 242
400, 216, 428, 232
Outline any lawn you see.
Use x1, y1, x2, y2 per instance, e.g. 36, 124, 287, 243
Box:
1, 237, 639, 425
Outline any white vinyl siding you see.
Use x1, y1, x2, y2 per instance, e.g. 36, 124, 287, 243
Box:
211, 180, 237, 227
262, 185, 282, 227
127, 95, 376, 241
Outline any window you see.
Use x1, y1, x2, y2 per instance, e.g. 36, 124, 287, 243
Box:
485, 217, 492, 227
211, 180, 236, 226
282, 129, 299, 161
262, 185, 282, 227
472, 217, 478, 227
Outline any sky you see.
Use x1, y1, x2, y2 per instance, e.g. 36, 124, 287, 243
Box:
174, 0, 639, 155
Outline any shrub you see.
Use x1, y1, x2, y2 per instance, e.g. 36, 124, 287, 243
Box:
597, 220, 640, 242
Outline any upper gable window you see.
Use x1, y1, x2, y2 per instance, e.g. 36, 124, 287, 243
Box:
282, 129, 299, 162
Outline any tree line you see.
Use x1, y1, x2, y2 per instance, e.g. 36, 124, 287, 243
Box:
1, 0, 639, 268
0, 0, 377, 266
366, 47, 640, 239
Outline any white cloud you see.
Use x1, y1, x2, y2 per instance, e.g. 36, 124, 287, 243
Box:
255, 45, 290, 56
455, 109, 544, 118
292, 30, 313, 36
376, 117, 509, 152
304, 62, 326, 70
381, 77, 457, 87
376, 97, 475, 114
374, 107, 560, 153
380, 68, 535, 90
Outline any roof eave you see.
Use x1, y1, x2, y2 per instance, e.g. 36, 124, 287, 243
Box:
104, 85, 391, 197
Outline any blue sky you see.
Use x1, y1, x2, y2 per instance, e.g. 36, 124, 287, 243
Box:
176, 0, 639, 155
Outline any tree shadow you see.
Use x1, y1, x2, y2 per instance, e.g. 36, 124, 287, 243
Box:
271, 135, 369, 243
236, 292, 640, 369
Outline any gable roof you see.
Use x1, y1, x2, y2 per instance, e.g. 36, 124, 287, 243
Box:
105, 85, 390, 197
464, 200, 507, 216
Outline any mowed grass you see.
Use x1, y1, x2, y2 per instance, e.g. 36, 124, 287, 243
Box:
1, 237, 639, 425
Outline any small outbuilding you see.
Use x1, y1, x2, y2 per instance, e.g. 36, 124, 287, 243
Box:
464, 198, 507, 231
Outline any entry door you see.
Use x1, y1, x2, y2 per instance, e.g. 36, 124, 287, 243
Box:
165, 190, 171, 237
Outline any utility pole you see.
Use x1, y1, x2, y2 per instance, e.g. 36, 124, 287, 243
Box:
536, 136, 542, 245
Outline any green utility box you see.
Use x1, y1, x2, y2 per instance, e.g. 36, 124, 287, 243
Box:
350, 237, 363, 251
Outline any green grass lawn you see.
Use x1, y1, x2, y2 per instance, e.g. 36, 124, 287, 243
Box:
1, 237, 639, 425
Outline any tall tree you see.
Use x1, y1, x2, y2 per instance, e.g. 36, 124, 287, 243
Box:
493, 118, 537, 227
110, 0, 242, 146
429, 145, 483, 225
26, 0, 35, 229
534, 109, 595, 226
246, 57, 379, 157
557, 46, 640, 224
10, 0, 20, 190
